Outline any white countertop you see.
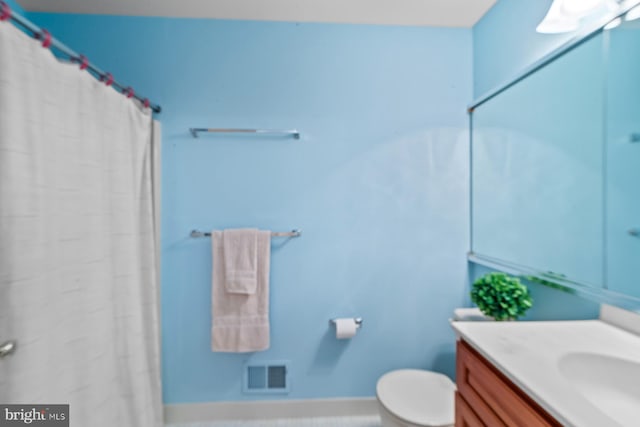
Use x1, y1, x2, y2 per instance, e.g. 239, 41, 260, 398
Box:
451, 320, 640, 427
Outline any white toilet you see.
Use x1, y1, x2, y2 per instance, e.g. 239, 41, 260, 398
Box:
375, 308, 489, 427
376, 369, 455, 427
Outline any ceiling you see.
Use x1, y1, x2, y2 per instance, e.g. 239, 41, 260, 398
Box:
19, 0, 498, 27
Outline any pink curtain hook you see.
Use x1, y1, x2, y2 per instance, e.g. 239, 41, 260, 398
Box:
143, 98, 150, 108
124, 87, 135, 99
100, 72, 114, 86
78, 54, 89, 71
0, 1, 11, 21
39, 29, 52, 48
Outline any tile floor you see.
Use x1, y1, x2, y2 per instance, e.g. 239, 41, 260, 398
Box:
167, 415, 381, 427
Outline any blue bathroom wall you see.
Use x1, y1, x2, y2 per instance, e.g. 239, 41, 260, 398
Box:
29, 13, 472, 403
4, 0, 25, 15
473, 0, 575, 98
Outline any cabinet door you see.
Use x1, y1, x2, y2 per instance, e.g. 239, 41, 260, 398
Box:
456, 340, 561, 427
455, 392, 485, 427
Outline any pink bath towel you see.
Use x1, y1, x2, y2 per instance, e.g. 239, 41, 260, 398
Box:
211, 229, 270, 352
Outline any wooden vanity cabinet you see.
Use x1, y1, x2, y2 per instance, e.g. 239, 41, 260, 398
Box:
455, 340, 562, 427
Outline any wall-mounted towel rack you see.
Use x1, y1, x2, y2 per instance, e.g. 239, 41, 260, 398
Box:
190, 229, 302, 238
189, 128, 301, 139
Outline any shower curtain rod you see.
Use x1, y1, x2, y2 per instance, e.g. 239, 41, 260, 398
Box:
0, 1, 162, 113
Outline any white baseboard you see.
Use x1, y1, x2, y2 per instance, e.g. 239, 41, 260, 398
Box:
164, 397, 379, 424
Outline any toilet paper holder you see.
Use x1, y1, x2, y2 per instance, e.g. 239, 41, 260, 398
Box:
329, 317, 363, 329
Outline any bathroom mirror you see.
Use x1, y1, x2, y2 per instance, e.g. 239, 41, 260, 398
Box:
471, 33, 605, 288
604, 18, 640, 299
470, 8, 640, 305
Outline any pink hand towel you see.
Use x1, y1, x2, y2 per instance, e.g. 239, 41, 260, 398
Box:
222, 228, 258, 294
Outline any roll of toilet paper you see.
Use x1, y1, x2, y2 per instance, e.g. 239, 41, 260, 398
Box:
334, 318, 358, 339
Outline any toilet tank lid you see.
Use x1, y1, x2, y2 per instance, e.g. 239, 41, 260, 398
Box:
376, 369, 455, 427
453, 307, 492, 321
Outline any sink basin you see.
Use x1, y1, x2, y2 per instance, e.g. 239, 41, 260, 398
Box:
558, 352, 640, 427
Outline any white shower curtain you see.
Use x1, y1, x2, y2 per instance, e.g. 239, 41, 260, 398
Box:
0, 22, 163, 427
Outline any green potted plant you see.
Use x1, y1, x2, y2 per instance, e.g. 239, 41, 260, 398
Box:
471, 272, 533, 321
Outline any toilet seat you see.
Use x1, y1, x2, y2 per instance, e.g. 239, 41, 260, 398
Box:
376, 369, 455, 427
